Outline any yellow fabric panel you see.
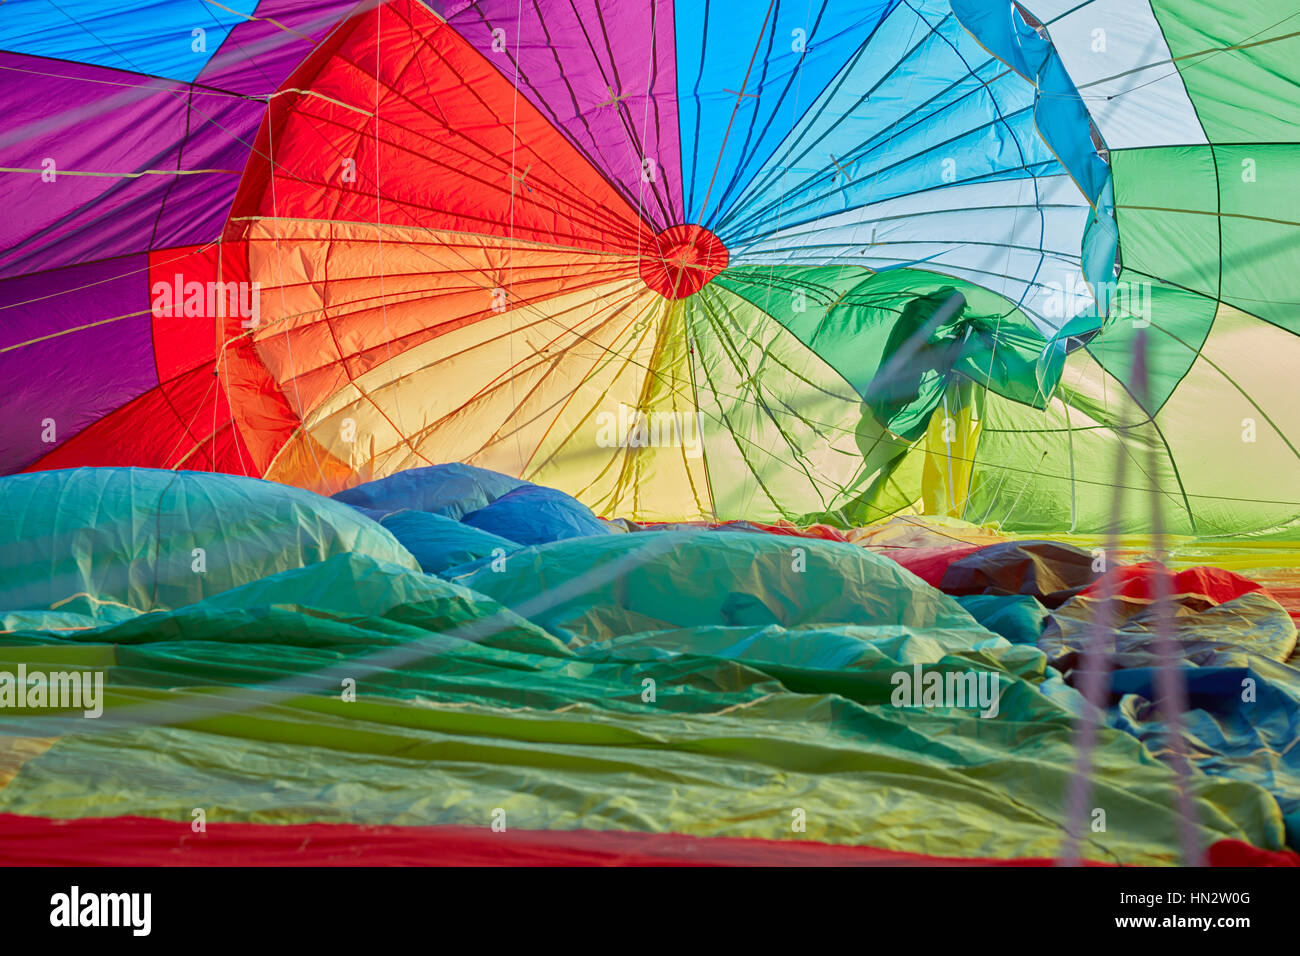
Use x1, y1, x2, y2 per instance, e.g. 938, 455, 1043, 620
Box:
0, 737, 56, 791
846, 514, 1007, 548
921, 383, 982, 517
526, 297, 716, 522
270, 279, 652, 489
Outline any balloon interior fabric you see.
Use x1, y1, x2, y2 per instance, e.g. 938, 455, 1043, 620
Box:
0, 0, 1298, 866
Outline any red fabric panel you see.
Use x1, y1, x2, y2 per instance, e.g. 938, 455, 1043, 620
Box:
1268, 586, 1300, 628
148, 245, 220, 382
227, 0, 654, 255
881, 544, 984, 588
638, 225, 729, 298
1083, 562, 1265, 606
0, 814, 1116, 867
110, 240, 291, 476
1205, 839, 1300, 867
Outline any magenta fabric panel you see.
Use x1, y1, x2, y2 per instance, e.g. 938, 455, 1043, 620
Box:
435, 0, 684, 229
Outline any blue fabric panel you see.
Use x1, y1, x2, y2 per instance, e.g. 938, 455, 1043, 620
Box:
675, 0, 897, 227
0, 0, 261, 82
462, 485, 613, 546
955, 593, 1048, 644
379, 509, 520, 576
333, 464, 531, 521
716, 0, 1057, 248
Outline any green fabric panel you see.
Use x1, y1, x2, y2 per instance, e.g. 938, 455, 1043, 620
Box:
1083, 271, 1218, 416
711, 265, 871, 386
966, 380, 1192, 535
1216, 144, 1300, 334
1113, 145, 1300, 336
1147, 304, 1300, 537
863, 286, 974, 439
0, 469, 417, 619
0, 645, 116, 667
714, 267, 1052, 433
679, 283, 898, 524
965, 391, 1102, 533
1152, 0, 1300, 143
951, 317, 1053, 412
835, 437, 927, 526
2, 688, 1279, 862
1112, 146, 1219, 298
0, 550, 1285, 862
448, 530, 988, 645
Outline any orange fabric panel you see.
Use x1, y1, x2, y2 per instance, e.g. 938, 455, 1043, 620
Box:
207, 243, 301, 476
243, 221, 642, 418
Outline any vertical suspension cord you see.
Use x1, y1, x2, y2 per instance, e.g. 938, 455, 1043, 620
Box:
1134, 327, 1204, 866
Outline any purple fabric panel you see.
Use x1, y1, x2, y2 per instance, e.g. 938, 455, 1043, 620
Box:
0, 256, 157, 472
0, 53, 261, 279
437, 0, 683, 230
197, 0, 360, 96
152, 94, 267, 250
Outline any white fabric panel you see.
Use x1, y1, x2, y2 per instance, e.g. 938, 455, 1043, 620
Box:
1023, 0, 1207, 148
736, 248, 1086, 331
1019, 0, 1093, 20
730, 175, 1093, 329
